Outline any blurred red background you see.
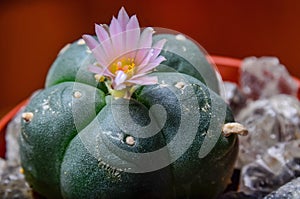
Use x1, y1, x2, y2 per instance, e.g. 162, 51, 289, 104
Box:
1, 0, 300, 117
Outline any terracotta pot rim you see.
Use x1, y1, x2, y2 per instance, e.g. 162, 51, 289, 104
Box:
210, 55, 242, 68
210, 55, 300, 87
0, 99, 28, 134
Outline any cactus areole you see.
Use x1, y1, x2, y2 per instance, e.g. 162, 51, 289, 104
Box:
19, 7, 239, 199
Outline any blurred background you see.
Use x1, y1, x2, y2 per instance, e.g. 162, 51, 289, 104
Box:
1, 0, 300, 117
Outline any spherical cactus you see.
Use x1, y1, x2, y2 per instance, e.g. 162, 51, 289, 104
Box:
19, 8, 241, 199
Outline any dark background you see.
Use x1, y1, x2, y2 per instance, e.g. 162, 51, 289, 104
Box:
1, 0, 300, 117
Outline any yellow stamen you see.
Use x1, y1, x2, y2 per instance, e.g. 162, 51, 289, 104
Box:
94, 74, 105, 82
110, 58, 136, 77
19, 167, 24, 174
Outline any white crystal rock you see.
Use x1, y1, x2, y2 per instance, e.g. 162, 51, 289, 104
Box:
264, 177, 300, 199
1, 107, 33, 198
240, 57, 298, 100
236, 94, 300, 168
223, 81, 247, 114
5, 108, 24, 166
240, 139, 300, 197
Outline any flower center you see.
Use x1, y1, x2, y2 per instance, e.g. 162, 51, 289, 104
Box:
111, 58, 136, 77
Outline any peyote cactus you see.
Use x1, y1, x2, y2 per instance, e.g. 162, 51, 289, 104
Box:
19, 8, 242, 199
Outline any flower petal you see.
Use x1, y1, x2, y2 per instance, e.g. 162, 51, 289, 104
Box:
101, 40, 115, 62
88, 65, 103, 74
125, 15, 140, 57
82, 34, 98, 50
113, 70, 127, 89
135, 27, 154, 65
115, 84, 126, 90
109, 17, 124, 57
88, 65, 114, 78
138, 49, 154, 67
94, 24, 115, 61
110, 17, 122, 36
103, 69, 115, 77
92, 45, 109, 66
126, 15, 139, 30
95, 24, 109, 42
117, 7, 130, 31
127, 75, 158, 85
149, 39, 166, 62
154, 55, 167, 64
138, 55, 166, 74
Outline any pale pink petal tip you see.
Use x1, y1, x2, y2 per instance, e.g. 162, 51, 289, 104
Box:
126, 15, 139, 30
137, 56, 166, 74
151, 39, 167, 60
140, 27, 154, 48
117, 7, 130, 30
82, 35, 98, 50
110, 17, 122, 36
95, 24, 109, 43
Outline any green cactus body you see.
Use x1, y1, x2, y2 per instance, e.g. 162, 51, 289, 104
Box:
20, 34, 238, 199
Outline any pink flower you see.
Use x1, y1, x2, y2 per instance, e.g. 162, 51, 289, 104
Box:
83, 7, 166, 98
